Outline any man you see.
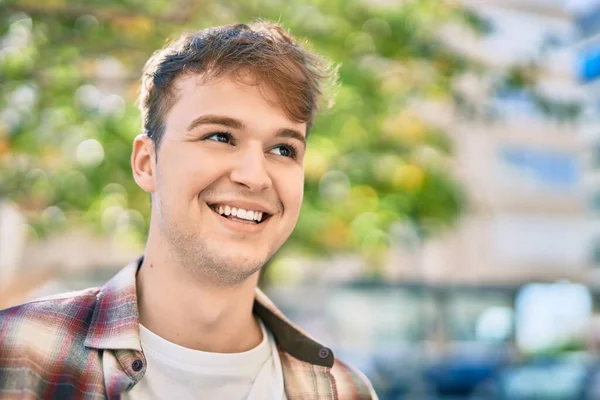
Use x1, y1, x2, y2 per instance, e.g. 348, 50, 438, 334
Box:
0, 21, 377, 399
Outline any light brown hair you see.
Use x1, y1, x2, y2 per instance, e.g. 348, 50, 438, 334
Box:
138, 20, 335, 151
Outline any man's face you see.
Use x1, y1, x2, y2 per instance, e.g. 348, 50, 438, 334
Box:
148, 73, 306, 285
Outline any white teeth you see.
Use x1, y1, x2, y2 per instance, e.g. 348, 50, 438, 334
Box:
212, 204, 267, 223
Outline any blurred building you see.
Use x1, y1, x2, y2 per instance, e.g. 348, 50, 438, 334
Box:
390, 0, 594, 288
576, 1, 600, 269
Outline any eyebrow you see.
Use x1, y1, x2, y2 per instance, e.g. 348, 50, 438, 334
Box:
187, 115, 244, 131
276, 128, 306, 148
186, 114, 306, 148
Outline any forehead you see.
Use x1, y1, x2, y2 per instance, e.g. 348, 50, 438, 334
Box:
168, 73, 302, 127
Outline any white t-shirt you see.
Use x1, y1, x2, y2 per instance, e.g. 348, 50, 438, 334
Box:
122, 319, 285, 400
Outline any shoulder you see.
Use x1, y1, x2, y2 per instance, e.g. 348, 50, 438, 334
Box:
0, 287, 100, 349
0, 286, 100, 318
331, 358, 379, 400
0, 288, 104, 395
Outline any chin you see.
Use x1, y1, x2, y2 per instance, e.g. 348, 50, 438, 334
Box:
217, 252, 268, 272
213, 262, 265, 286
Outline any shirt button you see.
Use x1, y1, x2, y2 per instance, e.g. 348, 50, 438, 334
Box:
318, 348, 330, 359
132, 359, 143, 372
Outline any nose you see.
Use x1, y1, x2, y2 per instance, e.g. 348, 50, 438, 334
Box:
229, 144, 272, 192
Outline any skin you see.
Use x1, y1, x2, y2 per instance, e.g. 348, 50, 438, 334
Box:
131, 73, 307, 353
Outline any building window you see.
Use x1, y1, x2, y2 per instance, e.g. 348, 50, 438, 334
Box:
498, 147, 580, 191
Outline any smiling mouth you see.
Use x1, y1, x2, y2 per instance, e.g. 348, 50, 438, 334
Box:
208, 204, 272, 225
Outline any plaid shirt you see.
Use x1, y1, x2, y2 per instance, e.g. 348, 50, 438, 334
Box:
0, 258, 377, 399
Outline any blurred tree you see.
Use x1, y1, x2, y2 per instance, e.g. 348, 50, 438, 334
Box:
0, 0, 577, 274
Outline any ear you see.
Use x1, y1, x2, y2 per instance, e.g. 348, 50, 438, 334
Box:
131, 134, 156, 193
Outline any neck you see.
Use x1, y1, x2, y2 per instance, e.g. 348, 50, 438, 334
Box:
137, 234, 262, 353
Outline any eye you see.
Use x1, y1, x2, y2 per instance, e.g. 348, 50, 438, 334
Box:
205, 132, 233, 144
270, 144, 297, 159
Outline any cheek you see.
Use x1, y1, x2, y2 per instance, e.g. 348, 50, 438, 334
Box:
160, 149, 224, 196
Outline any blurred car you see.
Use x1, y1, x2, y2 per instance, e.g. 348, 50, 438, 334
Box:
473, 353, 600, 400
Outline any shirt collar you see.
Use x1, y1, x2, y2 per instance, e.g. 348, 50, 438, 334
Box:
84, 257, 334, 368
